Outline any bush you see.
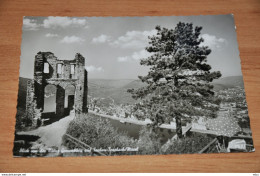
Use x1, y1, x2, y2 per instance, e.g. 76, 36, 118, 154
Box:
15, 108, 32, 131
62, 113, 137, 155
164, 133, 217, 154
63, 114, 218, 156
137, 126, 162, 155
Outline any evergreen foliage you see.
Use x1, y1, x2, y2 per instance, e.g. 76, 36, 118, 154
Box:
128, 22, 222, 138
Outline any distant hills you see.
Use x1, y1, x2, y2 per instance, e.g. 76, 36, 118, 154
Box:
79, 76, 244, 104
88, 79, 135, 89
88, 79, 141, 105
211, 76, 244, 91
17, 75, 244, 107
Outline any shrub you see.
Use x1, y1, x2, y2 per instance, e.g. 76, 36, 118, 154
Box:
137, 126, 162, 155
15, 108, 32, 131
164, 133, 218, 154
62, 113, 137, 155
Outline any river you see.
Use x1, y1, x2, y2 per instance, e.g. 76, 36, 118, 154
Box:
93, 114, 177, 144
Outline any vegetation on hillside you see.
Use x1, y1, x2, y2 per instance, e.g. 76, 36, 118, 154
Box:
62, 113, 220, 156
62, 113, 136, 155
164, 133, 218, 154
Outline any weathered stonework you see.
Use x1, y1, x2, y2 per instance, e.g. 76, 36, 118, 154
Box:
26, 52, 88, 124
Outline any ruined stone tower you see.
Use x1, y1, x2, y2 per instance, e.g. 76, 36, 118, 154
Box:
26, 52, 88, 124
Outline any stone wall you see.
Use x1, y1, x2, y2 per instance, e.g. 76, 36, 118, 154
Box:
25, 52, 88, 125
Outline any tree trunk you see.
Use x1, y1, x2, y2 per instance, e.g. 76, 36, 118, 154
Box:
175, 116, 183, 139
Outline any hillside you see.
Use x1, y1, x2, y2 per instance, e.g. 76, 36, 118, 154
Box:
211, 76, 244, 91
17, 77, 31, 109
88, 76, 245, 104
17, 76, 245, 107
122, 80, 147, 89
88, 79, 134, 89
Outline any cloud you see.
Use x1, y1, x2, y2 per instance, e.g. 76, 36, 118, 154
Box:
132, 49, 152, 60
60, 36, 85, 44
23, 19, 40, 31
43, 17, 88, 29
117, 49, 152, 62
200, 34, 227, 49
85, 65, 104, 72
117, 56, 129, 62
110, 29, 157, 49
23, 17, 89, 31
45, 33, 59, 38
92, 34, 112, 44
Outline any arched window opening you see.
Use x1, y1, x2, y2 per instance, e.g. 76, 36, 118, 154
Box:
44, 85, 57, 113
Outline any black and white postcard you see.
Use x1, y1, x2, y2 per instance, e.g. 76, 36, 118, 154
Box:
14, 15, 254, 157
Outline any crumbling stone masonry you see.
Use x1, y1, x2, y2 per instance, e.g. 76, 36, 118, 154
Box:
26, 52, 88, 125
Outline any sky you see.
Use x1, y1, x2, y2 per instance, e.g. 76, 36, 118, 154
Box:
20, 15, 242, 79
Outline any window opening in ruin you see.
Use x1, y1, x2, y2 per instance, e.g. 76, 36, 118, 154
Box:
57, 64, 63, 78
43, 85, 57, 113
71, 64, 75, 74
64, 85, 75, 115
65, 85, 75, 109
43, 62, 49, 73
70, 64, 75, 78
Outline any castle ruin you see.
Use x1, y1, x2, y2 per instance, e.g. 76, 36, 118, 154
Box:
26, 52, 88, 125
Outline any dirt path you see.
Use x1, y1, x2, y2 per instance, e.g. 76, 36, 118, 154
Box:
18, 114, 74, 148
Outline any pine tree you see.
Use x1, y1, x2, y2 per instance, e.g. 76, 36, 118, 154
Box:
128, 22, 222, 139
